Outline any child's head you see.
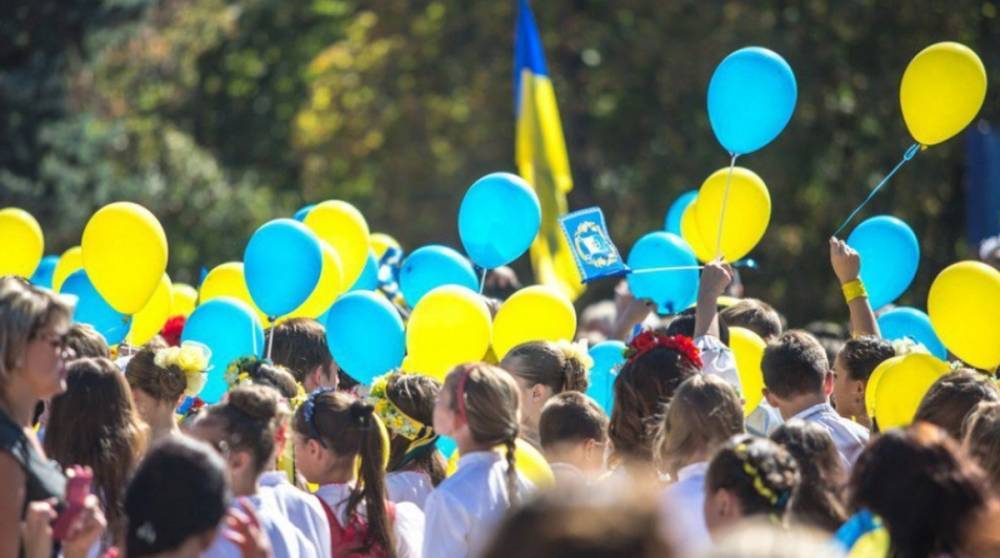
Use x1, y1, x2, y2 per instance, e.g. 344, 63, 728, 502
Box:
849, 423, 988, 558
539, 391, 608, 476
831, 336, 895, 421
761, 331, 830, 417
124, 437, 229, 558
963, 402, 1000, 492
720, 298, 783, 341
125, 342, 208, 420
225, 356, 299, 400
914, 369, 1000, 440
500, 340, 591, 430
368, 372, 446, 485
704, 435, 800, 535
292, 388, 393, 554
267, 317, 339, 391
655, 374, 743, 477
770, 420, 847, 532
663, 309, 730, 346
64, 323, 110, 359
609, 332, 701, 466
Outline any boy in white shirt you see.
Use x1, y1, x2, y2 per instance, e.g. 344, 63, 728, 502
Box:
538, 392, 609, 486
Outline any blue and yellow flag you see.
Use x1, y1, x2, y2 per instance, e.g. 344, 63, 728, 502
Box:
515, 0, 584, 300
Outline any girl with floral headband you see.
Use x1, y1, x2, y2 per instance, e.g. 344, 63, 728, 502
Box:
125, 341, 209, 445
367, 372, 446, 510
500, 340, 592, 450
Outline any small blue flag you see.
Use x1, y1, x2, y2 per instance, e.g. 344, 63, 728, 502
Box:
559, 207, 629, 284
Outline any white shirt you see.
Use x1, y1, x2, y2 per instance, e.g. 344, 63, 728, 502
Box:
315, 482, 424, 558
791, 402, 870, 468
660, 462, 711, 556
386, 470, 435, 510
422, 451, 536, 558
202, 494, 318, 558
695, 335, 742, 397
746, 400, 784, 437
259, 471, 332, 558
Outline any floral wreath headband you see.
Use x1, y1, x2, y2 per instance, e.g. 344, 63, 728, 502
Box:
154, 341, 211, 397
624, 331, 703, 369
366, 374, 432, 442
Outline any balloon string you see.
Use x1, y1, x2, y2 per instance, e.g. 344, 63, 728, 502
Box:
832, 143, 921, 237
479, 268, 488, 294
715, 153, 739, 261
266, 319, 275, 360
629, 258, 757, 275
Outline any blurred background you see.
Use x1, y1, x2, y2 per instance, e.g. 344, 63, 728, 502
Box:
2, 0, 999, 326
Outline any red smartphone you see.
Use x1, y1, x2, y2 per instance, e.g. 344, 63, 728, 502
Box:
51, 466, 93, 541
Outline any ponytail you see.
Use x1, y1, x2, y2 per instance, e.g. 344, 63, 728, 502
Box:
503, 437, 519, 506
348, 401, 396, 558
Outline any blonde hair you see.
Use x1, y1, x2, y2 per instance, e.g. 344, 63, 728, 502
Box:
963, 401, 1000, 492
501, 340, 591, 394
655, 374, 744, 477
0, 276, 73, 389
443, 363, 522, 504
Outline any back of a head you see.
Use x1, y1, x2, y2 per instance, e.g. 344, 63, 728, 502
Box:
226, 355, 299, 400
914, 369, 1000, 440
838, 336, 895, 382
849, 423, 988, 558
65, 323, 111, 359
125, 344, 196, 403
663, 309, 730, 346
443, 363, 521, 449
702, 521, 844, 558
706, 435, 800, 520
720, 299, 783, 341
539, 391, 608, 450
125, 437, 229, 557
963, 402, 1000, 491
761, 331, 828, 399
770, 419, 847, 532
199, 384, 282, 474
656, 374, 744, 477
267, 317, 333, 384
380, 372, 446, 483
501, 340, 591, 394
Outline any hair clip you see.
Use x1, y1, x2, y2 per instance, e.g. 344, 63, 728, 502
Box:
302, 387, 336, 446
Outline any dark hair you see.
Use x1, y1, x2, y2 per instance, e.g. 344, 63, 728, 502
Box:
609, 343, 699, 466
539, 391, 608, 449
293, 390, 395, 557
199, 385, 284, 474
227, 356, 299, 400
125, 437, 229, 557
913, 369, 1000, 440
384, 373, 447, 486
762, 331, 829, 399
839, 336, 895, 382
125, 345, 186, 402
962, 402, 1000, 492
720, 299, 783, 341
770, 420, 848, 532
706, 435, 800, 520
662, 309, 730, 346
501, 340, 590, 394
267, 318, 335, 384
64, 323, 110, 359
849, 423, 988, 558
45, 357, 147, 542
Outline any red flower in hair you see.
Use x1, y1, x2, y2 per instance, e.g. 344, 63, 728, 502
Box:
161, 315, 186, 347
624, 331, 703, 369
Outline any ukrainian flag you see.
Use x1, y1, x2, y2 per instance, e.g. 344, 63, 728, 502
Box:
515, 0, 585, 300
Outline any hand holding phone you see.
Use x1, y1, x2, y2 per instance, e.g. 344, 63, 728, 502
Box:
51, 466, 93, 541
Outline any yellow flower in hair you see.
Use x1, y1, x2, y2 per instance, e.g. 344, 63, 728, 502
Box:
555, 339, 594, 370
154, 342, 211, 397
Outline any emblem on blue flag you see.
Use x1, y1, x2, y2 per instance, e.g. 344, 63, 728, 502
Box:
559, 207, 630, 284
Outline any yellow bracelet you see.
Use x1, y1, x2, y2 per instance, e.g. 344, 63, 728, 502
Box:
842, 279, 867, 303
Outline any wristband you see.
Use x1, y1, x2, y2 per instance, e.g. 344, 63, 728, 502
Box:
842, 279, 867, 303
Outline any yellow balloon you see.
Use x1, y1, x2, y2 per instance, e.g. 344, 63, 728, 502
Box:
0, 208, 44, 278
52, 246, 84, 294
928, 261, 1000, 370
680, 201, 714, 263
199, 262, 270, 327
445, 439, 554, 487
492, 285, 577, 359
406, 285, 492, 380
730, 327, 766, 417
694, 167, 771, 262
82, 202, 168, 314
370, 233, 401, 260
170, 283, 198, 318
865, 353, 950, 430
900, 42, 987, 146
282, 243, 346, 321
303, 201, 370, 288
128, 274, 173, 346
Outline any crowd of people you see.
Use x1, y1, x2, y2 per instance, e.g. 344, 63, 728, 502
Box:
2, 234, 1000, 558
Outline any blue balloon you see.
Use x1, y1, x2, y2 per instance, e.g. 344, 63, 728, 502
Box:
293, 204, 315, 222
30, 255, 59, 289
587, 341, 626, 413
664, 191, 697, 235
182, 297, 265, 403
708, 47, 797, 155
399, 245, 479, 307
60, 270, 131, 345
847, 215, 919, 310
459, 173, 541, 269
244, 219, 324, 318
349, 252, 380, 292
877, 307, 947, 360
627, 232, 700, 314
325, 291, 405, 385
